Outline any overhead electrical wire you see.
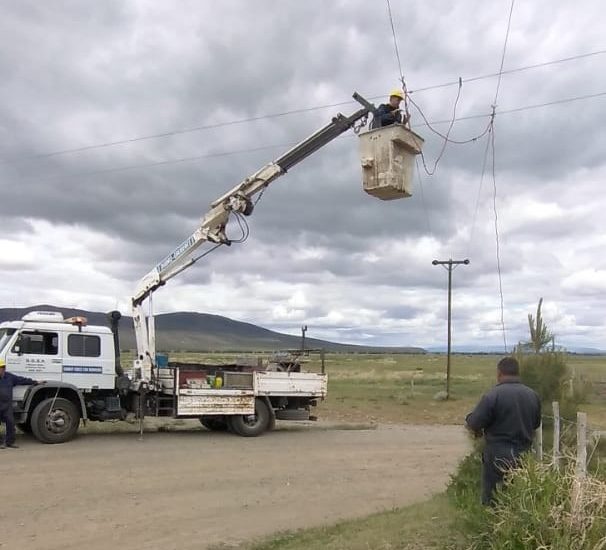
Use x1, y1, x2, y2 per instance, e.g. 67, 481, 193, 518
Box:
412, 78, 466, 176
488, 0, 516, 353
1, 48, 605, 165
8, 90, 606, 185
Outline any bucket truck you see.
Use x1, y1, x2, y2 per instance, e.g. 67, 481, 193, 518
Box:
0, 92, 424, 443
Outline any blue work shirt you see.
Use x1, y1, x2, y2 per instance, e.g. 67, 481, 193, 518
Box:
0, 372, 36, 407
371, 103, 403, 129
466, 378, 541, 449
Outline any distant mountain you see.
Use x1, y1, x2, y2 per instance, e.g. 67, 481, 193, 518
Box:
0, 305, 425, 354
426, 344, 606, 355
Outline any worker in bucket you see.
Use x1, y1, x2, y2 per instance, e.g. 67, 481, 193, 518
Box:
0, 359, 39, 449
371, 89, 409, 129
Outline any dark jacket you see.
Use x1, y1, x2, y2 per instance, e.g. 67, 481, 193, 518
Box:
0, 372, 36, 407
466, 378, 541, 449
371, 103, 405, 129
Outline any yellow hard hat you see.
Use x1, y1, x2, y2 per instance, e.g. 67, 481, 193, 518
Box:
0, 359, 5, 368
389, 89, 405, 100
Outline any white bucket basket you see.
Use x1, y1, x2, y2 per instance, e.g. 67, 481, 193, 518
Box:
359, 124, 425, 200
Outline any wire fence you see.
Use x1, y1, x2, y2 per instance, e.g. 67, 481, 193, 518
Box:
535, 403, 605, 479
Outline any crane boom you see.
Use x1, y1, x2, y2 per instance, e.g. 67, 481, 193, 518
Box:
130, 93, 376, 379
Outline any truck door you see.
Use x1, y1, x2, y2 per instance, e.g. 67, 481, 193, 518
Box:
62, 332, 108, 389
5, 330, 62, 400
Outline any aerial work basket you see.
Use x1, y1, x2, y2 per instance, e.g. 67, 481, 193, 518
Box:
359, 124, 424, 200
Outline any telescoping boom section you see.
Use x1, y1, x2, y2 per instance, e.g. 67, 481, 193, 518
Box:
131, 92, 424, 382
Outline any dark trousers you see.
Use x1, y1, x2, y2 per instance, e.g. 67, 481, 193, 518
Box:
482, 443, 528, 505
0, 405, 16, 446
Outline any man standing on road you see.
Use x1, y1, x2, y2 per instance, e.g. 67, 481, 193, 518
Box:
0, 359, 38, 449
465, 356, 541, 505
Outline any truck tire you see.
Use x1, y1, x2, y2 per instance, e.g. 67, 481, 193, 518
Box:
229, 398, 271, 437
31, 397, 81, 444
199, 416, 229, 432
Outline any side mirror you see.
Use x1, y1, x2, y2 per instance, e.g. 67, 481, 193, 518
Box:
12, 336, 23, 356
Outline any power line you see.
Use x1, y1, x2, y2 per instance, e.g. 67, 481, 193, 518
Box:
9, 89, 606, 184
490, 0, 515, 354
1, 48, 604, 165
8, 88, 606, 185
415, 157, 433, 235
410, 48, 606, 94
493, 0, 516, 106
491, 128, 508, 353
17, 142, 297, 182
466, 132, 492, 258
386, 0, 405, 84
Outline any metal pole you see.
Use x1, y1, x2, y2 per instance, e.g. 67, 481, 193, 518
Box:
301, 325, 308, 351
432, 258, 470, 400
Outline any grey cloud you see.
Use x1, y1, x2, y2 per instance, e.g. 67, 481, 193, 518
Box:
1, 1, 605, 347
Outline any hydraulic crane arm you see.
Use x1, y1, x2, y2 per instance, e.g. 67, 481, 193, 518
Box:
131, 92, 376, 376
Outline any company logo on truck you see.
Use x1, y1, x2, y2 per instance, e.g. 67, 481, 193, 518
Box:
63, 366, 103, 374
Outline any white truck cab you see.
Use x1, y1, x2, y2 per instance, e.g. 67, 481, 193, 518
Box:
1, 311, 115, 402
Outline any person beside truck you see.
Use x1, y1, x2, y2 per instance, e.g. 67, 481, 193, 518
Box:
0, 359, 39, 449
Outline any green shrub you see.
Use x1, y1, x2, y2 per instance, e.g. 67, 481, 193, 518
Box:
483, 456, 606, 549
446, 445, 489, 538
517, 351, 568, 403
448, 449, 606, 549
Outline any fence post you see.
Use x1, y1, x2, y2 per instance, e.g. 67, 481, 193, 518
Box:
552, 401, 560, 470
535, 421, 543, 461
571, 411, 588, 524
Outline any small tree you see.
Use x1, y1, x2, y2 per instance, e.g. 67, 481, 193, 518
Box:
516, 297, 569, 403
527, 297, 553, 353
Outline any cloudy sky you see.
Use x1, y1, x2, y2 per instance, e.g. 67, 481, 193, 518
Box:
1, 1, 605, 350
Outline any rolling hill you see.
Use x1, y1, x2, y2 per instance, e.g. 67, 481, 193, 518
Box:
0, 305, 425, 354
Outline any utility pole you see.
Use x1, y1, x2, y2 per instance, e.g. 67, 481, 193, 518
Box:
301, 325, 308, 351
432, 258, 470, 399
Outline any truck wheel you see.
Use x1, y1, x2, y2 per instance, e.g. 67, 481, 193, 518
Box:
199, 417, 229, 432
31, 397, 81, 444
229, 398, 270, 437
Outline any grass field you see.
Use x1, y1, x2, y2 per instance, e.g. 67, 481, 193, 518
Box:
161, 351, 605, 428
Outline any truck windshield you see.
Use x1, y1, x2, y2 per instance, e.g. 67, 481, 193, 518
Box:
0, 328, 16, 355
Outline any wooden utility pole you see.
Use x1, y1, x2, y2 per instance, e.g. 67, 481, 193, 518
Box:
432, 258, 470, 399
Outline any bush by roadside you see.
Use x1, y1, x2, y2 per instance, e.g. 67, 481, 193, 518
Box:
447, 450, 606, 549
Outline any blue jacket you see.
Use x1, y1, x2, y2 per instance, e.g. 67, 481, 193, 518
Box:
0, 372, 36, 406
371, 103, 404, 129
466, 378, 541, 449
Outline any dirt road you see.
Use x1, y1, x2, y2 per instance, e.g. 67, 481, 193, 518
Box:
0, 424, 468, 550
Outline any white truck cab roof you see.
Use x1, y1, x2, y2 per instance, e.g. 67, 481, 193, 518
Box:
0, 311, 111, 334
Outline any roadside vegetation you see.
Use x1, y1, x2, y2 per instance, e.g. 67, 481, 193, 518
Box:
124, 337, 605, 548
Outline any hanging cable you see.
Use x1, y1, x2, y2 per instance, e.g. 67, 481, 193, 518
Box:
493, 0, 516, 107
413, 78, 465, 176
489, 0, 515, 353
466, 132, 492, 258
385, 0, 411, 122
386, 0, 405, 84
415, 157, 433, 235
408, 91, 492, 145
490, 127, 507, 352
